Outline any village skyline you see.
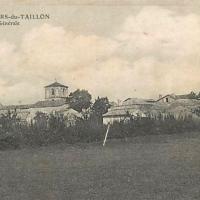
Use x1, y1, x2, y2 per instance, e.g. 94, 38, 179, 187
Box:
0, 79, 200, 106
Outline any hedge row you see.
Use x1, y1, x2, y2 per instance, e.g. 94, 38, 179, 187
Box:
0, 113, 199, 150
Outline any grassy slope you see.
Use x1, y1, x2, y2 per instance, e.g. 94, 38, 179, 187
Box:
0, 132, 200, 200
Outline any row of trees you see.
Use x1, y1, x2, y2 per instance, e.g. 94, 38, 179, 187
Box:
68, 89, 111, 119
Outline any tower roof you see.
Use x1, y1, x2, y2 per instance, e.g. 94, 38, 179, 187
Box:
44, 81, 68, 88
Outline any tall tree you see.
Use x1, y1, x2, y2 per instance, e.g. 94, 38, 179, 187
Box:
69, 89, 92, 112
92, 97, 110, 116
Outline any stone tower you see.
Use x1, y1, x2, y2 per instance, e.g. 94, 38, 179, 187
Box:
44, 81, 68, 100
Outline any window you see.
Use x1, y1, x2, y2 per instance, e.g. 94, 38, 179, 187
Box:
51, 88, 55, 95
166, 98, 169, 102
63, 88, 65, 95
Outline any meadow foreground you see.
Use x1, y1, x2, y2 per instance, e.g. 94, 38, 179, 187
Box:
0, 132, 200, 200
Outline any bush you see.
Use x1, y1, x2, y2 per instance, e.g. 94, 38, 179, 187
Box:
108, 115, 200, 138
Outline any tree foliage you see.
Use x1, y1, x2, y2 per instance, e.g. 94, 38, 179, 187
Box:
69, 89, 92, 112
92, 97, 110, 116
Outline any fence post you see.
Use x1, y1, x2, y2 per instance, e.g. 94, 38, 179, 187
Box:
103, 123, 111, 146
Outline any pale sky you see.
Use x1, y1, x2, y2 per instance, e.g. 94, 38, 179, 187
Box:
0, 0, 200, 105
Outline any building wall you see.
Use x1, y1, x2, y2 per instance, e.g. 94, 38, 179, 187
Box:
3, 104, 73, 125
45, 86, 68, 99
103, 116, 128, 125
158, 96, 175, 103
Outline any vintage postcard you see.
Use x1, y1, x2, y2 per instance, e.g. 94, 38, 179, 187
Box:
0, 0, 200, 199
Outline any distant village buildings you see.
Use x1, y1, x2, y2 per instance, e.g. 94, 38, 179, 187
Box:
0, 81, 200, 126
103, 98, 154, 124
103, 94, 200, 125
0, 81, 82, 126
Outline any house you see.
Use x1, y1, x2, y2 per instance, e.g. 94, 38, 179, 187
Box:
103, 98, 154, 124
103, 106, 147, 125
156, 94, 176, 103
123, 98, 155, 105
156, 93, 195, 103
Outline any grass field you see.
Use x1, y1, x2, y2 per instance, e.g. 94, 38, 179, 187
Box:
0, 132, 200, 200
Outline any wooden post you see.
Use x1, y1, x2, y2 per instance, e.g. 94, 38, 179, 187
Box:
103, 123, 111, 146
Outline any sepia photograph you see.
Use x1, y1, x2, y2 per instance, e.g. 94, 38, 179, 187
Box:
0, 0, 200, 199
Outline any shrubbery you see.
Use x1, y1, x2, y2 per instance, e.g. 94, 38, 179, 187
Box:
108, 115, 200, 139
0, 111, 199, 150
0, 112, 106, 149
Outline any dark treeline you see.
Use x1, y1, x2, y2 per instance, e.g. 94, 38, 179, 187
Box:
0, 111, 106, 150
108, 115, 200, 139
0, 111, 200, 150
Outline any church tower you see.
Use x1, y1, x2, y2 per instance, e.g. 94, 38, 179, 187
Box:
44, 81, 69, 100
